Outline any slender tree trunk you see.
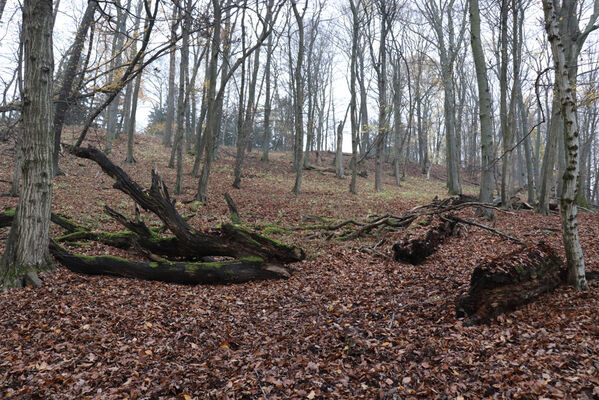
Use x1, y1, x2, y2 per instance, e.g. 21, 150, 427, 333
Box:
52, 0, 96, 175
104, 0, 127, 154
196, 0, 222, 202
1, 0, 54, 288
470, 0, 495, 218
499, 0, 513, 208
349, 0, 359, 195
291, 1, 305, 195
174, 0, 190, 194
261, 26, 273, 162
125, 0, 144, 164
163, 5, 178, 147
537, 98, 561, 215
543, 0, 589, 290
392, 60, 402, 186
374, 12, 388, 192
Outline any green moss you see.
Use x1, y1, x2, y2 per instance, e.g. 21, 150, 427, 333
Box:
189, 201, 203, 212
240, 256, 263, 263
3, 208, 15, 217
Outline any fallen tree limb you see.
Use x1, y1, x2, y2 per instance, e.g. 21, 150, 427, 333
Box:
1, 209, 90, 233
441, 215, 523, 244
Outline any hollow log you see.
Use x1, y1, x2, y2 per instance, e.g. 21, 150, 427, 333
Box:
392, 215, 457, 264
50, 241, 290, 284
456, 242, 565, 325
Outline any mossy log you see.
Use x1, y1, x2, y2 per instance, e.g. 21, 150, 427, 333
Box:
456, 243, 565, 325
50, 241, 290, 284
68, 145, 304, 263
58, 145, 304, 284
392, 215, 457, 264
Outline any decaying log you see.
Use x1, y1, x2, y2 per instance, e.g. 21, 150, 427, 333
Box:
40, 145, 306, 284
392, 215, 458, 264
456, 242, 565, 325
67, 145, 304, 264
50, 241, 290, 284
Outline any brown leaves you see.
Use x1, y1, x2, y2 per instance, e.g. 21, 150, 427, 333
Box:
1, 138, 599, 398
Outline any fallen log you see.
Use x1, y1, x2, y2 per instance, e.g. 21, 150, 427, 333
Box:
50, 241, 290, 284
392, 215, 458, 264
456, 242, 565, 325
67, 145, 304, 263
58, 145, 304, 283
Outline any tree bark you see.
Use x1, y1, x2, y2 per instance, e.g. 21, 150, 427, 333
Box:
52, 0, 96, 175
1, 0, 54, 288
469, 0, 494, 219
542, 0, 591, 290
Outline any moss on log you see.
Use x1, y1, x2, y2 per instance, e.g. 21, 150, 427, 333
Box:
50, 241, 290, 284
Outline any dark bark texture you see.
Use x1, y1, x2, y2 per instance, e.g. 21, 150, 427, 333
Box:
456, 242, 565, 324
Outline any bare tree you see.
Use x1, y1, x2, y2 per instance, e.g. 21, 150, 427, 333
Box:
542, 0, 599, 290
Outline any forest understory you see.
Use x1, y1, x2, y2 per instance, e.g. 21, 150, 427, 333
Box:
1, 132, 598, 399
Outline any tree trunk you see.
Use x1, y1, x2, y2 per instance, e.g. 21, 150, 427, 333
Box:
52, 0, 96, 175
499, 0, 513, 208
291, 1, 305, 195
66, 145, 304, 277
173, 0, 190, 194
1, 0, 54, 288
124, 0, 144, 164
104, 0, 128, 154
261, 14, 273, 163
469, 0, 494, 219
163, 4, 178, 147
543, 0, 590, 290
349, 0, 359, 195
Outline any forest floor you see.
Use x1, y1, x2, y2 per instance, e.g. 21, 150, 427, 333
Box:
1, 132, 598, 399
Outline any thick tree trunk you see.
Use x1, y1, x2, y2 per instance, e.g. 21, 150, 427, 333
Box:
68, 145, 305, 263
0, 0, 54, 288
456, 243, 565, 324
